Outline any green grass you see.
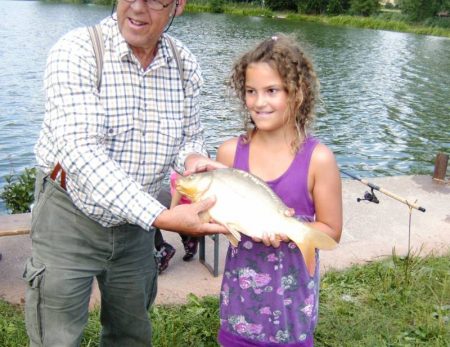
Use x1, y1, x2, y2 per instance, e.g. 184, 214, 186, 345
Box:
186, 1, 272, 17
1, 252, 449, 346
285, 13, 450, 38
185, 1, 450, 38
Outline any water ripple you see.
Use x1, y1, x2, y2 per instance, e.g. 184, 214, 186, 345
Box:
0, 3, 449, 212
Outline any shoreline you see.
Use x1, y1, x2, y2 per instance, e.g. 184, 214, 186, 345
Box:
184, 4, 450, 39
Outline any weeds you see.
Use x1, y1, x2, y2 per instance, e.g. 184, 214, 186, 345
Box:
1, 253, 448, 346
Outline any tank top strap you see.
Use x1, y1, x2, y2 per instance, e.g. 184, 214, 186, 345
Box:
293, 136, 319, 178
232, 135, 250, 171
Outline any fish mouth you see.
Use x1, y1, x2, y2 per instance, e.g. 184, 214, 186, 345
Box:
175, 182, 196, 200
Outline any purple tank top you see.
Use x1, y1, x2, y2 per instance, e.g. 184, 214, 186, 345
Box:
218, 136, 320, 347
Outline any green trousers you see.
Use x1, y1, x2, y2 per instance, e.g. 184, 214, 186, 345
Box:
23, 171, 158, 347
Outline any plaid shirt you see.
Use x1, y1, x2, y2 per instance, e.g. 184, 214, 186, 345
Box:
35, 16, 206, 230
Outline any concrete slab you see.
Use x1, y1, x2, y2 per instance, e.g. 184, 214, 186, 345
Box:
0, 175, 448, 307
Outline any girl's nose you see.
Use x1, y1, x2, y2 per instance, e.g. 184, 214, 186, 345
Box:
254, 93, 267, 107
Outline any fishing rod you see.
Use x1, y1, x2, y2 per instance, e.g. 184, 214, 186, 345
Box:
341, 170, 426, 213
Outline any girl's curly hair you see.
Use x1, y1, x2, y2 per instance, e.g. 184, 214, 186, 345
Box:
229, 34, 319, 152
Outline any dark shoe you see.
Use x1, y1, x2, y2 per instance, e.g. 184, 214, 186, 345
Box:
182, 238, 198, 262
158, 242, 176, 274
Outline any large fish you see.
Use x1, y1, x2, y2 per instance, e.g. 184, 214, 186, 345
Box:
176, 168, 337, 275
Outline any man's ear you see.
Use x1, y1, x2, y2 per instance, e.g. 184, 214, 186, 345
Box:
174, 0, 186, 17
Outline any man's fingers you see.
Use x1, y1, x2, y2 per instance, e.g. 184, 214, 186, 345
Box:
195, 196, 216, 213
201, 223, 228, 235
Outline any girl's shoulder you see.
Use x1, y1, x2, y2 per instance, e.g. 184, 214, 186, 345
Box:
216, 136, 241, 167
310, 142, 339, 175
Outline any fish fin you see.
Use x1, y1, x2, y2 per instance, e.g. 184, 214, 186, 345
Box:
224, 223, 241, 247
226, 234, 240, 247
297, 241, 317, 277
199, 211, 211, 223
289, 224, 337, 276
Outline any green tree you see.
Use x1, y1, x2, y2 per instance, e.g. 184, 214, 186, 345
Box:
265, 0, 298, 11
350, 0, 380, 16
304, 0, 329, 14
327, 0, 344, 14
399, 0, 449, 21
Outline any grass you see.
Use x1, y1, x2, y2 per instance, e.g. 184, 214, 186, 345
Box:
184, 1, 450, 38
285, 13, 450, 38
1, 252, 448, 346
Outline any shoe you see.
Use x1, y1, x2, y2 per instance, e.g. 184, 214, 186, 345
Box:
182, 237, 198, 262
158, 242, 176, 274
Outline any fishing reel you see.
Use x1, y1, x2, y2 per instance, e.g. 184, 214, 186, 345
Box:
357, 188, 379, 204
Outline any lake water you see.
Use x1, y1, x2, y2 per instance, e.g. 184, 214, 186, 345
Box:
0, 1, 449, 212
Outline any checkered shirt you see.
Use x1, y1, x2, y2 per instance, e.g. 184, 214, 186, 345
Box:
35, 16, 207, 230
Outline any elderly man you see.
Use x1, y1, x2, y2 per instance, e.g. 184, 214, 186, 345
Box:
24, 0, 226, 346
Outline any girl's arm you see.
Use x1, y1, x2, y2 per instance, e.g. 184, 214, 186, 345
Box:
308, 144, 343, 243
216, 137, 238, 167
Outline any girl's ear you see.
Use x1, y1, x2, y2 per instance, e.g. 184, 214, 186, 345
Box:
174, 0, 186, 17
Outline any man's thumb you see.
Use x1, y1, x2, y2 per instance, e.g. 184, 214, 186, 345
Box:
197, 196, 216, 212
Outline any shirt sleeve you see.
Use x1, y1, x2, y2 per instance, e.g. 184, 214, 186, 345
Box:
44, 29, 164, 230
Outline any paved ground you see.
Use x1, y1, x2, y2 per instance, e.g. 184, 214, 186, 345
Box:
0, 175, 448, 307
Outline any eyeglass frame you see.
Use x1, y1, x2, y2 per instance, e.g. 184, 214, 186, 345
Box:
121, 0, 177, 11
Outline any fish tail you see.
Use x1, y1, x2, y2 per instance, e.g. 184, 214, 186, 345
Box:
289, 224, 337, 276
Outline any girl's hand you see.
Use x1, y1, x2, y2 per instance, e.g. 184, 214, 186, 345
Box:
251, 208, 294, 247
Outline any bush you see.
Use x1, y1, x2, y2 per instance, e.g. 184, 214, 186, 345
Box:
265, 0, 298, 11
0, 168, 36, 214
350, 0, 380, 16
210, 0, 225, 13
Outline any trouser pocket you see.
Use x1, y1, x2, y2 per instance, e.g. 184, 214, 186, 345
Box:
23, 257, 46, 345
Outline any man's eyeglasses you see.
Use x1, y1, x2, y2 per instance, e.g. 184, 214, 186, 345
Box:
122, 0, 176, 11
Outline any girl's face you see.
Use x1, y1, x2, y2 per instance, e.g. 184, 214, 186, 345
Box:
245, 62, 291, 132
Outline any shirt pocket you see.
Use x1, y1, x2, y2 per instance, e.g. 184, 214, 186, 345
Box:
103, 113, 134, 139
153, 117, 183, 173
102, 113, 135, 157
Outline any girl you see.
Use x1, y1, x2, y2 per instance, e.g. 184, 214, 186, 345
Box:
216, 34, 342, 346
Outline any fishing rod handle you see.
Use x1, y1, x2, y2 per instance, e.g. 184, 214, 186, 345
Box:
378, 187, 426, 212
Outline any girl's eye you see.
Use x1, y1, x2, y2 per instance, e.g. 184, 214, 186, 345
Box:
268, 88, 278, 94
245, 89, 255, 95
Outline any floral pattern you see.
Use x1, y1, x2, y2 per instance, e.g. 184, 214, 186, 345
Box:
220, 235, 320, 345
219, 135, 320, 346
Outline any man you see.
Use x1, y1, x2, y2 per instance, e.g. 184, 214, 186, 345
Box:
24, 0, 226, 346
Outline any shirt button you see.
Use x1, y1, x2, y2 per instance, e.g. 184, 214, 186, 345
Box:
108, 128, 114, 134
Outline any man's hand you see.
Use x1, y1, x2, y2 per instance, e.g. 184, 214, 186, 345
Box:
153, 196, 228, 236
184, 153, 227, 175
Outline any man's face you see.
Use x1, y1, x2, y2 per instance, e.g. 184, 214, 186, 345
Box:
117, 0, 182, 52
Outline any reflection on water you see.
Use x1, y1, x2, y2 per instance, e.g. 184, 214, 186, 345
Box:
0, 2, 449, 213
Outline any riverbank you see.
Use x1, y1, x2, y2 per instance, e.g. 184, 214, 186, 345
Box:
185, 2, 450, 38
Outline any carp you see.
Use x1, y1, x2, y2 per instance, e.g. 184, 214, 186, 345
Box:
176, 168, 337, 275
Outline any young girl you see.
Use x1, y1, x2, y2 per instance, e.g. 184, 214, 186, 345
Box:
216, 34, 342, 346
